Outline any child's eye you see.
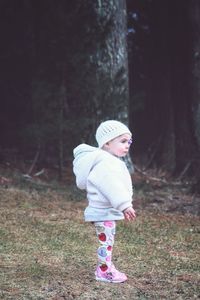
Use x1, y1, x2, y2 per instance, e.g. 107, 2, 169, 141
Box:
121, 139, 132, 144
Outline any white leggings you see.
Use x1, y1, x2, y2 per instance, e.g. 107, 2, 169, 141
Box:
94, 221, 116, 272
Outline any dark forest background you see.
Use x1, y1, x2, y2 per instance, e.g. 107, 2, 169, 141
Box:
0, 0, 200, 191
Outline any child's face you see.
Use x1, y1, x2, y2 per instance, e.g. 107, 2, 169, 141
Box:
103, 133, 132, 157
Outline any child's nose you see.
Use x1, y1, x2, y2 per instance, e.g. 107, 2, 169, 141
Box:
126, 143, 130, 149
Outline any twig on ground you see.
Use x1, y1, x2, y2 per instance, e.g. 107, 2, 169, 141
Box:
134, 165, 167, 183
27, 145, 41, 175
134, 165, 184, 186
34, 169, 45, 177
177, 161, 193, 180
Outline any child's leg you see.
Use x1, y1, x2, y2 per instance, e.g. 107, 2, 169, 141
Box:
94, 221, 116, 272
94, 221, 127, 283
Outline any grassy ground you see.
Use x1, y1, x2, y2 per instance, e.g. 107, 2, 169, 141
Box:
0, 177, 199, 299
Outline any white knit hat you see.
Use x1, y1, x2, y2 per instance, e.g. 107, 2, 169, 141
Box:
95, 120, 132, 148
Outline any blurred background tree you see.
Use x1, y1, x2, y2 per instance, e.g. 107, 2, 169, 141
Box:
127, 0, 200, 191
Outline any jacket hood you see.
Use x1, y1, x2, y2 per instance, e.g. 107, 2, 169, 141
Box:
73, 144, 102, 189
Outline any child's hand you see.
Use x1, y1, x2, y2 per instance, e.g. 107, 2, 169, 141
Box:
123, 207, 136, 221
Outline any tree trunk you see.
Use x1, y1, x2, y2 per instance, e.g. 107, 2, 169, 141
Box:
141, 0, 197, 176
67, 0, 133, 170
70, 0, 130, 136
93, 0, 129, 122
143, 0, 176, 171
92, 0, 133, 171
190, 0, 200, 192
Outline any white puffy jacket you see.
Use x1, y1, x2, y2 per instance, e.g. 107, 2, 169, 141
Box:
73, 144, 133, 212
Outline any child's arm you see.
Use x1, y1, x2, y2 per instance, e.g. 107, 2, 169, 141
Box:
123, 207, 136, 221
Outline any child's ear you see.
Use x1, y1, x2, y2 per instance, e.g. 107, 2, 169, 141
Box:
103, 142, 110, 150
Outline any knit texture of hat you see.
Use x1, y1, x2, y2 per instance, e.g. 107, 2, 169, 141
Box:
95, 120, 132, 148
